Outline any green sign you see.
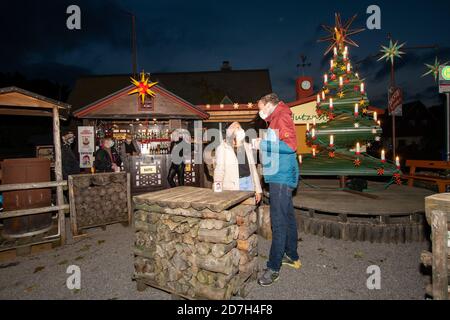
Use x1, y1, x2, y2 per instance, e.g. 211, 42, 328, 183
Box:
442, 66, 450, 80
439, 66, 450, 93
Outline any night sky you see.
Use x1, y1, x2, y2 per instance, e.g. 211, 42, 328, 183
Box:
1, 0, 450, 107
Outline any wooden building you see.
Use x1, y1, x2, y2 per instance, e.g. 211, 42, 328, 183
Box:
73, 83, 209, 194
68, 62, 272, 128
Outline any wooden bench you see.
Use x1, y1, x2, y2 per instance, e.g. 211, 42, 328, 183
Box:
402, 160, 450, 193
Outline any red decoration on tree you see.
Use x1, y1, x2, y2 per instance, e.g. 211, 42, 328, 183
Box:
328, 113, 335, 120
328, 151, 335, 158
377, 168, 385, 176
354, 158, 361, 167
331, 74, 337, 80
344, 78, 350, 84
393, 172, 402, 185
354, 85, 359, 91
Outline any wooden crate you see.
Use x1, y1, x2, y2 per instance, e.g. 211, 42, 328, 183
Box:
132, 186, 259, 300
68, 172, 132, 236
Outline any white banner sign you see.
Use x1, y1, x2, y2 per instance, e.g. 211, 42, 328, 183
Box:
290, 101, 329, 125
78, 126, 95, 153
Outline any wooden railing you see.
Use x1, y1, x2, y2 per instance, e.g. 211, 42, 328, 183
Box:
0, 180, 68, 247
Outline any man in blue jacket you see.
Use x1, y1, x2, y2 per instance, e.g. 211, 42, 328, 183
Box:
256, 93, 300, 287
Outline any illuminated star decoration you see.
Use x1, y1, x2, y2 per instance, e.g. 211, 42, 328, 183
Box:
337, 91, 345, 98
318, 13, 365, 55
129, 71, 158, 104
354, 158, 361, 167
377, 168, 385, 176
378, 40, 405, 65
422, 57, 449, 82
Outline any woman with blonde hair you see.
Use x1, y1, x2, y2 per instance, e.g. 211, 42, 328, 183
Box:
214, 122, 262, 203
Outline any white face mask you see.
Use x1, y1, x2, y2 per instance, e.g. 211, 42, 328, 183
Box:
235, 129, 245, 142
259, 110, 268, 120
259, 103, 276, 120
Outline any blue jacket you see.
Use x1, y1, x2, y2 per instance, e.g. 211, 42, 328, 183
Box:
260, 128, 300, 189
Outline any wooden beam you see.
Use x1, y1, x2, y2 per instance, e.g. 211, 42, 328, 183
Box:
0, 108, 53, 117
53, 106, 66, 245
0, 92, 58, 109
0, 181, 67, 192
1, 205, 70, 219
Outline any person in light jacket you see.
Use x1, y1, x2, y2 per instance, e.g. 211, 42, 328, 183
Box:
214, 122, 262, 204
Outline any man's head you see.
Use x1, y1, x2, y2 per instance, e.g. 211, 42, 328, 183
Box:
102, 138, 114, 149
258, 93, 280, 120
62, 131, 75, 145
125, 133, 132, 144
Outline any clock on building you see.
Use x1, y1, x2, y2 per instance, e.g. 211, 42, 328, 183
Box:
301, 80, 312, 90
295, 76, 314, 99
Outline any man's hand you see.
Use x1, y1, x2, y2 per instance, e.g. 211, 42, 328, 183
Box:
255, 193, 262, 204
252, 138, 262, 150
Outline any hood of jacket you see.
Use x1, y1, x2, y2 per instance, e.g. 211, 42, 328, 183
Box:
266, 101, 292, 123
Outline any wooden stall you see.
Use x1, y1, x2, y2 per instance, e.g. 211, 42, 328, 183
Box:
73, 83, 209, 194
132, 186, 259, 300
0, 87, 70, 260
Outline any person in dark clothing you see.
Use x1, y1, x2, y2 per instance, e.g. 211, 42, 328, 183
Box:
94, 138, 122, 173
120, 133, 141, 172
167, 131, 190, 188
61, 131, 80, 180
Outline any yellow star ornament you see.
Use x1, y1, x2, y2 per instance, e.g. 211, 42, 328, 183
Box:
129, 71, 158, 104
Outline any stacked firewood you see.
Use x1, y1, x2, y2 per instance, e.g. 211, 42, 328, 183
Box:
133, 201, 259, 300
71, 173, 129, 228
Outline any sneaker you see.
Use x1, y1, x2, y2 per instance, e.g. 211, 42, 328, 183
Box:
282, 254, 302, 269
257, 268, 280, 287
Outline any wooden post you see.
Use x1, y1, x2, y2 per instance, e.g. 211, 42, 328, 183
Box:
430, 211, 448, 300
127, 173, 132, 224
53, 106, 66, 245
68, 176, 78, 236
425, 194, 449, 300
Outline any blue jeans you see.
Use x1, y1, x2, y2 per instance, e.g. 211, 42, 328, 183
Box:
267, 183, 299, 272
239, 176, 254, 191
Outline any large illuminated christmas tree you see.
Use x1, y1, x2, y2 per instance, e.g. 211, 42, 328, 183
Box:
301, 14, 399, 181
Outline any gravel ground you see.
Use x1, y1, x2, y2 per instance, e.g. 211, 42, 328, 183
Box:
0, 222, 430, 300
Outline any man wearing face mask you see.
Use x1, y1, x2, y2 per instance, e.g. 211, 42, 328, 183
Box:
213, 122, 262, 203
255, 93, 300, 287
120, 133, 141, 172
61, 131, 80, 180
94, 138, 122, 173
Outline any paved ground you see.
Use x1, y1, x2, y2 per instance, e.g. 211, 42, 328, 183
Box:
0, 221, 431, 300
